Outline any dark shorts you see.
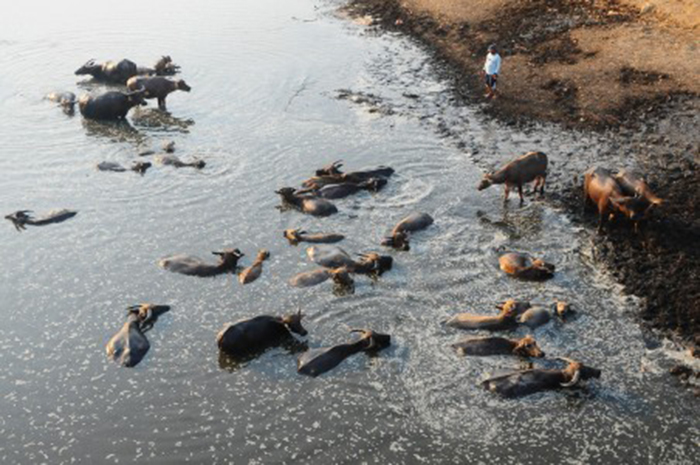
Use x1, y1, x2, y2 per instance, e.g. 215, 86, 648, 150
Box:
485, 74, 497, 89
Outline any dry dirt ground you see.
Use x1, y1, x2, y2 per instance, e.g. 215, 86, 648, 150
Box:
344, 0, 699, 384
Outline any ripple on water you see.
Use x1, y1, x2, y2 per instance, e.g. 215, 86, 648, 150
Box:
0, 1, 698, 464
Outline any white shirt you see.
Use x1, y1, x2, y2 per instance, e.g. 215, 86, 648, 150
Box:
484, 52, 501, 75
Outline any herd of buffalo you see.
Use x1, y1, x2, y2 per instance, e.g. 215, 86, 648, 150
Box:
5, 56, 665, 398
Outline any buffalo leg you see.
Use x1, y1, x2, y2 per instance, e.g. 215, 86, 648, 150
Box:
503, 185, 510, 203
518, 184, 524, 204
158, 98, 166, 110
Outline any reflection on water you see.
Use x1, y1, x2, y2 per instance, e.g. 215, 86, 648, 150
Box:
131, 108, 195, 133
81, 117, 146, 145
0, 0, 697, 463
217, 339, 309, 373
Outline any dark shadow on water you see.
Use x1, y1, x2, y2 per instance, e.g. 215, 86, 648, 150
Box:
131, 108, 195, 133
76, 79, 127, 92
217, 338, 309, 373
477, 203, 545, 239
82, 118, 147, 145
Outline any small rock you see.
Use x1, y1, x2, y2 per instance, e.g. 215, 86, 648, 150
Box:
640, 3, 655, 15
163, 141, 176, 153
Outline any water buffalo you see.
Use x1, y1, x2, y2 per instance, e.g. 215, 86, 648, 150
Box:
452, 335, 544, 358
159, 249, 244, 277
499, 252, 555, 281
614, 169, 662, 206
283, 229, 345, 245
78, 89, 146, 120
155, 154, 205, 169
289, 267, 355, 290
96, 161, 151, 174
5, 209, 77, 232
478, 151, 548, 203
137, 55, 181, 76
46, 91, 76, 114
297, 329, 391, 377
75, 58, 138, 84
239, 249, 270, 284
343, 166, 395, 183
481, 357, 602, 398
307, 245, 393, 275
315, 160, 344, 176
303, 165, 395, 188
381, 212, 434, 251
299, 178, 387, 199
216, 310, 307, 357
495, 299, 532, 315
105, 304, 170, 367
275, 187, 338, 217
519, 300, 573, 328
126, 76, 191, 110
584, 167, 648, 232
444, 303, 519, 331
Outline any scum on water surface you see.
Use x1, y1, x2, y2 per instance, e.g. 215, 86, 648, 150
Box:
0, 0, 697, 463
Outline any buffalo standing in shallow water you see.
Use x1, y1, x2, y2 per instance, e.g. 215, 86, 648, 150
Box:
75, 58, 139, 84
217, 310, 307, 358
381, 212, 434, 251
297, 329, 391, 377
159, 249, 244, 277
478, 151, 548, 204
126, 76, 191, 110
105, 304, 170, 367
79, 90, 146, 120
481, 357, 601, 398
5, 209, 77, 232
137, 56, 181, 76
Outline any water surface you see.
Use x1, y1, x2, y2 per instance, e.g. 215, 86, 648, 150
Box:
0, 1, 697, 463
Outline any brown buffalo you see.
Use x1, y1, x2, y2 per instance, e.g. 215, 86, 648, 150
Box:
478, 151, 548, 203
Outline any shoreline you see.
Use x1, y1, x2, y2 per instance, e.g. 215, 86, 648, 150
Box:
344, 0, 699, 378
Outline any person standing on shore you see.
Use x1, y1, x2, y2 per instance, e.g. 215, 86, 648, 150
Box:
482, 44, 501, 99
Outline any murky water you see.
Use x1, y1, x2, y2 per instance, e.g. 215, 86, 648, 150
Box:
0, 1, 697, 463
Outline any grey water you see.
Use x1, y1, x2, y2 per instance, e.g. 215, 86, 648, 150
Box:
0, 0, 697, 463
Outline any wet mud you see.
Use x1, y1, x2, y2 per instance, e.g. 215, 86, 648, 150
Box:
345, 0, 699, 370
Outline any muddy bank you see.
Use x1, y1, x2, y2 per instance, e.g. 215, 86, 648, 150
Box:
343, 0, 700, 352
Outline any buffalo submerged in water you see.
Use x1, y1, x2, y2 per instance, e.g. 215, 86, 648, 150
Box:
381, 212, 434, 251
297, 329, 391, 377
5, 209, 77, 232
481, 357, 601, 398
306, 245, 393, 275
105, 304, 171, 367
216, 310, 307, 358
159, 249, 244, 277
